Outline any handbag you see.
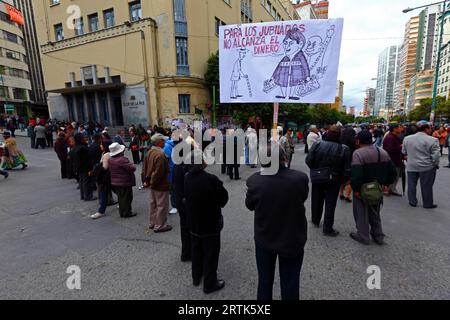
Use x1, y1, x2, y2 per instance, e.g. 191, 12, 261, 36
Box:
310, 167, 333, 184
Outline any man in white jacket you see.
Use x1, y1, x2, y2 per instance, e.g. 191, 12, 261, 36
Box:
307, 125, 321, 151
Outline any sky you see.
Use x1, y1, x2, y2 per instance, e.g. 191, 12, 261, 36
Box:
326, 0, 431, 111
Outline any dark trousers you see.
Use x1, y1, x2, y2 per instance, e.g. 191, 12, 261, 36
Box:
255, 244, 304, 301
98, 190, 108, 214
79, 172, 93, 200
35, 138, 46, 149
131, 150, 140, 164
352, 195, 384, 243
115, 186, 133, 217
191, 235, 221, 292
170, 183, 177, 208
30, 136, 36, 149
407, 168, 437, 208
179, 205, 192, 261
0, 169, 7, 177
46, 134, 53, 147
227, 164, 240, 179
59, 160, 68, 179
311, 179, 341, 233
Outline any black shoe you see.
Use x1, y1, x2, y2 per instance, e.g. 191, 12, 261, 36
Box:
3, 172, 8, 179
123, 213, 137, 218
204, 280, 225, 294
181, 256, 192, 262
409, 203, 417, 208
424, 205, 438, 209
289, 96, 300, 100
372, 237, 385, 246
193, 279, 201, 287
276, 96, 286, 99
350, 232, 370, 245
323, 230, 340, 237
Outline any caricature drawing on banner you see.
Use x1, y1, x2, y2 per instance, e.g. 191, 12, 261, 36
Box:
219, 19, 343, 104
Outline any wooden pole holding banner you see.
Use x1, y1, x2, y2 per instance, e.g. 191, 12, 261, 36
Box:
213, 85, 217, 128
273, 102, 279, 142
273, 102, 279, 129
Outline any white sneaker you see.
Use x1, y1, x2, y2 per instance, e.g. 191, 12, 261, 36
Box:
90, 212, 105, 220
169, 208, 178, 215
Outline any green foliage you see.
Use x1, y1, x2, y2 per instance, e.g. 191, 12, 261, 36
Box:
204, 51, 220, 96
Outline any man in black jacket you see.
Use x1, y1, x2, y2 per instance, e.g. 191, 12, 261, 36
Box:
184, 150, 229, 294
173, 140, 193, 262
306, 125, 351, 237
72, 133, 96, 201
246, 146, 309, 300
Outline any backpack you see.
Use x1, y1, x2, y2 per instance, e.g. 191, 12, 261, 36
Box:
360, 148, 383, 206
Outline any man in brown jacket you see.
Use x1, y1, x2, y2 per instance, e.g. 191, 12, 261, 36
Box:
143, 133, 172, 233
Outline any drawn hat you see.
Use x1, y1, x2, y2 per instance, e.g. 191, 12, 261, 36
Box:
238, 48, 250, 53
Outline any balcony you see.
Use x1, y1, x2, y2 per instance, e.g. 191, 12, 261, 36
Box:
241, 2, 253, 19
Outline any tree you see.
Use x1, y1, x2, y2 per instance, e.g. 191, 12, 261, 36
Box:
204, 51, 220, 96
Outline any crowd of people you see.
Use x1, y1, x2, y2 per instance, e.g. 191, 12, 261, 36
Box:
0, 115, 448, 300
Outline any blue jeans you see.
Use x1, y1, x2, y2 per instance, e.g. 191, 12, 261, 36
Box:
255, 244, 304, 301
98, 190, 108, 214
375, 137, 382, 147
245, 145, 250, 165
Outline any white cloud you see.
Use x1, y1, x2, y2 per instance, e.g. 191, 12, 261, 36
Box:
328, 0, 431, 110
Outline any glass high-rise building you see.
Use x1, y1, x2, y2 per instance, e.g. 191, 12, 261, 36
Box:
375, 45, 401, 117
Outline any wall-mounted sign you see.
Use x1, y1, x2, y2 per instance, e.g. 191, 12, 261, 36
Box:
5, 4, 24, 26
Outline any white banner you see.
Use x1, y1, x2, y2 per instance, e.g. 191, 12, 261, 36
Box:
219, 19, 344, 104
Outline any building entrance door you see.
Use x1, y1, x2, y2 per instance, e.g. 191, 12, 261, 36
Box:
111, 90, 124, 126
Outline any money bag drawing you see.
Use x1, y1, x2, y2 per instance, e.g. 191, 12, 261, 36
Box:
263, 25, 336, 100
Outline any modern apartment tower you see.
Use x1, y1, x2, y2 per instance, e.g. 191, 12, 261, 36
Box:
13, 0, 47, 110
375, 45, 401, 117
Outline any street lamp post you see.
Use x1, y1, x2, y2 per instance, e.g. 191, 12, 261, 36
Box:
404, 0, 449, 124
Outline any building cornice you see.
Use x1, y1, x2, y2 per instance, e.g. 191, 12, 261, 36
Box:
41, 18, 156, 54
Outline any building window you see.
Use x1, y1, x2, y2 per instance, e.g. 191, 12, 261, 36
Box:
88, 13, 99, 32
178, 94, 190, 114
215, 17, 226, 36
103, 9, 115, 28
0, 86, 8, 99
3, 30, 18, 43
176, 37, 189, 75
173, 0, 186, 22
129, 1, 142, 21
74, 17, 84, 36
12, 88, 26, 100
54, 23, 64, 41
241, 0, 253, 23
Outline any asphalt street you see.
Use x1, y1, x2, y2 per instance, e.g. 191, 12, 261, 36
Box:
0, 136, 449, 300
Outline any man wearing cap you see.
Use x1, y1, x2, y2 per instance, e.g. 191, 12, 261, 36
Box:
402, 121, 440, 209
143, 133, 172, 233
383, 124, 404, 196
350, 130, 397, 245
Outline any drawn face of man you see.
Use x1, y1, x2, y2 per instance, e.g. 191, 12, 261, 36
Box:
239, 51, 247, 60
283, 38, 301, 56
306, 36, 323, 56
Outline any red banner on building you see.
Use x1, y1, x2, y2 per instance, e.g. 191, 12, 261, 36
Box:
5, 4, 25, 26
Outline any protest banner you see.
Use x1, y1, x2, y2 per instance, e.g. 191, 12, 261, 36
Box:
219, 19, 344, 104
